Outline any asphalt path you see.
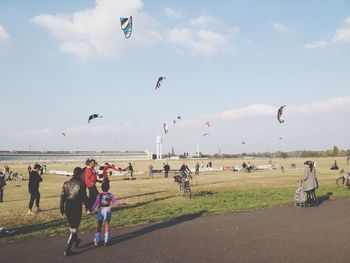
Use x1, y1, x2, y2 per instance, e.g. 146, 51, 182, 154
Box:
1, 198, 350, 263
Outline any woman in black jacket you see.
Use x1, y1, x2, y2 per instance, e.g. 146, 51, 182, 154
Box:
60, 167, 88, 256
27, 164, 43, 214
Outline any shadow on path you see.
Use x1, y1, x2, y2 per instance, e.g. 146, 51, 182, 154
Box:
119, 191, 167, 200
316, 192, 333, 206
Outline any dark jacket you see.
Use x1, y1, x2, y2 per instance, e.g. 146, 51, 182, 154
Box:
164, 164, 170, 172
60, 177, 87, 214
28, 170, 42, 193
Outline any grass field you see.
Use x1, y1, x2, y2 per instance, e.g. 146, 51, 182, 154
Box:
1, 157, 349, 242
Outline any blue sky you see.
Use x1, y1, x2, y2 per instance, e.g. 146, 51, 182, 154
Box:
0, 0, 349, 154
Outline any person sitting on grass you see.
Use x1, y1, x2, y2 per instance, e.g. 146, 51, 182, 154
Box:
91, 182, 121, 246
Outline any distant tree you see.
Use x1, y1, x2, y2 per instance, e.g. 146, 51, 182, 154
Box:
333, 146, 339, 157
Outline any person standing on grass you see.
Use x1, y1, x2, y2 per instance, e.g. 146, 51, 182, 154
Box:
0, 172, 6, 202
195, 162, 200, 175
126, 163, 134, 180
303, 160, 318, 207
60, 167, 88, 257
27, 163, 43, 214
163, 163, 170, 178
148, 163, 154, 178
85, 159, 101, 209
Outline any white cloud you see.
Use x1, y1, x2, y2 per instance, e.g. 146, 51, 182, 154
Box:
167, 27, 235, 56
64, 123, 132, 135
272, 22, 293, 36
332, 17, 350, 43
0, 24, 10, 42
215, 104, 276, 120
16, 128, 51, 137
333, 28, 350, 43
190, 16, 218, 27
214, 96, 350, 120
31, 0, 162, 59
303, 41, 329, 49
289, 96, 350, 114
345, 17, 350, 25
164, 7, 183, 19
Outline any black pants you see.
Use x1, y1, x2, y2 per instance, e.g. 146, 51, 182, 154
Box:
66, 201, 82, 229
29, 191, 40, 210
0, 189, 3, 202
164, 171, 169, 178
88, 185, 98, 209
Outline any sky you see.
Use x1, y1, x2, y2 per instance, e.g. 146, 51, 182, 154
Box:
0, 0, 349, 154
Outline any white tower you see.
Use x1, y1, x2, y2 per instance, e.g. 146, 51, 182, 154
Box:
156, 135, 162, 160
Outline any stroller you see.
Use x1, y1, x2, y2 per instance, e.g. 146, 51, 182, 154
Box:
295, 180, 306, 207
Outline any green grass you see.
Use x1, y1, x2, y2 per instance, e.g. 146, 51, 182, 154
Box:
1, 157, 350, 242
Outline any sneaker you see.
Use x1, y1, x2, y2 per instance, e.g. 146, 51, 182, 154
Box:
27, 210, 34, 215
36, 207, 42, 213
94, 238, 99, 246
64, 250, 73, 257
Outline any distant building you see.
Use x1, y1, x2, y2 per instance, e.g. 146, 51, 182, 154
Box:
0, 150, 152, 162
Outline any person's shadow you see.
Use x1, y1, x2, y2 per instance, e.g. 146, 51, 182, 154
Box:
315, 192, 333, 206
77, 210, 207, 254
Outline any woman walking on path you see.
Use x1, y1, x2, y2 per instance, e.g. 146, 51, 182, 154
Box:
27, 164, 43, 214
303, 160, 318, 207
60, 167, 88, 256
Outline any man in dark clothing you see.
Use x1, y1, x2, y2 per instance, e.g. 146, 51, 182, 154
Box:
163, 163, 170, 178
126, 163, 134, 180
0, 172, 6, 202
60, 167, 88, 257
27, 164, 43, 214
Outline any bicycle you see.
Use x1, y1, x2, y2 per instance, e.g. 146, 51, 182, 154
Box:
173, 173, 192, 198
187, 173, 198, 186
336, 169, 350, 187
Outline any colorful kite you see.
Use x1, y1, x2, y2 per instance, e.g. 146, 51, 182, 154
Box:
120, 16, 132, 39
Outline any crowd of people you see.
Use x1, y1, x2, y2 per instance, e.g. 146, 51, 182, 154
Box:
1, 156, 350, 256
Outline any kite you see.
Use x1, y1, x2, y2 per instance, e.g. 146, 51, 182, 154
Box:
61, 133, 66, 137
155, 77, 166, 90
205, 121, 210, 128
120, 16, 132, 39
88, 114, 103, 123
202, 133, 210, 137
163, 122, 169, 135
173, 116, 182, 125
277, 105, 286, 123
279, 137, 283, 140
241, 142, 246, 145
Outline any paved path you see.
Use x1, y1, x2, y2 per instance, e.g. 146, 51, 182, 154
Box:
1, 198, 350, 263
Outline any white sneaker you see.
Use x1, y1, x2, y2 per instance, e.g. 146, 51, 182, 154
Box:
27, 210, 34, 215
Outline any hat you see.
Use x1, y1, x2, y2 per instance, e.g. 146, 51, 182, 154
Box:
33, 163, 42, 170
